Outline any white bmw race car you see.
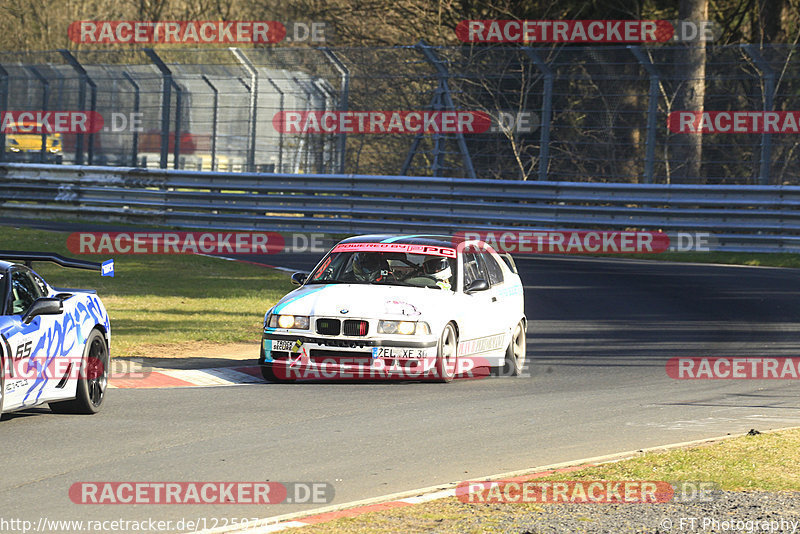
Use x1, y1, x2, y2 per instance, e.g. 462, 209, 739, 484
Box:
260, 235, 526, 382
0, 252, 111, 417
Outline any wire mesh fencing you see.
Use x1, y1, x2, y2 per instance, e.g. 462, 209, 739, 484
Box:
0, 44, 798, 184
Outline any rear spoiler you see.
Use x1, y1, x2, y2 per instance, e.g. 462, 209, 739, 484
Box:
0, 251, 110, 274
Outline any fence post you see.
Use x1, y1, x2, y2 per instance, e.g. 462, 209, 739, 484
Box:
629, 46, 660, 184
122, 72, 140, 167
231, 48, 258, 173
200, 75, 218, 171
523, 48, 553, 182
322, 48, 349, 174
313, 78, 337, 173
745, 45, 774, 186
25, 66, 49, 163
0, 64, 7, 163
173, 82, 182, 169
262, 74, 284, 173
144, 48, 172, 169
59, 50, 98, 165
291, 76, 313, 173
416, 41, 477, 179
58, 51, 84, 165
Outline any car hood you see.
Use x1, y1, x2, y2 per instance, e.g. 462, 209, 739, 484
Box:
270, 283, 453, 319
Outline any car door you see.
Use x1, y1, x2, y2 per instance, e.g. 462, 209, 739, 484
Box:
456, 246, 504, 358
2, 267, 63, 409
478, 248, 517, 341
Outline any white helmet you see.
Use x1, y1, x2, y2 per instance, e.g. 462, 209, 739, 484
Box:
423, 257, 452, 282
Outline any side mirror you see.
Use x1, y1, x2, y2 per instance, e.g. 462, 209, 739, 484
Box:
465, 279, 489, 294
291, 272, 309, 286
22, 297, 63, 324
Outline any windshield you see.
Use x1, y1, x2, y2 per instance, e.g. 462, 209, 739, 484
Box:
307, 248, 458, 291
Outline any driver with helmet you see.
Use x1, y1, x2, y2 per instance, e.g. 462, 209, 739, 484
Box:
422, 257, 453, 289
352, 252, 386, 282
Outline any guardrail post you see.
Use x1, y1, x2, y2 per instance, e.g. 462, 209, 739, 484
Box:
629, 46, 660, 184
745, 45, 775, 186
524, 48, 553, 181
122, 72, 140, 167
231, 48, 258, 173
25, 66, 49, 163
322, 48, 349, 174
144, 49, 172, 169
0, 64, 8, 163
59, 50, 98, 166
200, 75, 218, 171
416, 41, 477, 179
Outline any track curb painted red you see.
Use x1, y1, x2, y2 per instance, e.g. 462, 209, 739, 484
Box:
195, 429, 771, 533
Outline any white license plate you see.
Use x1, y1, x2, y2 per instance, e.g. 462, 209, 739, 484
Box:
372, 347, 426, 359
272, 339, 294, 351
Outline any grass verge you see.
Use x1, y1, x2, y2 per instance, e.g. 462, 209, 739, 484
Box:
0, 227, 294, 357
598, 251, 800, 268
298, 428, 800, 533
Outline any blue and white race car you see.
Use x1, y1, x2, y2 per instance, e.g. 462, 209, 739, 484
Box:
0, 252, 111, 416
259, 235, 526, 382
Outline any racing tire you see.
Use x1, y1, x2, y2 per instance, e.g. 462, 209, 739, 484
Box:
260, 362, 296, 383
49, 329, 109, 414
492, 320, 526, 377
260, 363, 277, 382
434, 323, 458, 383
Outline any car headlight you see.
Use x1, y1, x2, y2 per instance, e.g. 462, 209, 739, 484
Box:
268, 314, 310, 330
378, 320, 431, 335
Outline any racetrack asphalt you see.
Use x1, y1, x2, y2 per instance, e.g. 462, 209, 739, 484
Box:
3, 250, 800, 531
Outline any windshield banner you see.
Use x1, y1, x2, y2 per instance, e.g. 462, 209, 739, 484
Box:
331, 242, 457, 258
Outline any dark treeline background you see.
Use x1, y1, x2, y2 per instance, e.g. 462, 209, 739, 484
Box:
0, 0, 797, 50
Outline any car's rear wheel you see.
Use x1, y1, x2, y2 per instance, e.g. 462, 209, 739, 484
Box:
434, 323, 458, 383
50, 329, 108, 414
493, 320, 526, 377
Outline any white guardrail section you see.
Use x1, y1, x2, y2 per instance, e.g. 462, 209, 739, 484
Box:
1, 163, 800, 253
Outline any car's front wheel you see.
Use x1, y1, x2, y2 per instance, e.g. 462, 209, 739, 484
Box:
260, 363, 277, 382
434, 323, 458, 383
50, 329, 109, 414
492, 320, 526, 377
